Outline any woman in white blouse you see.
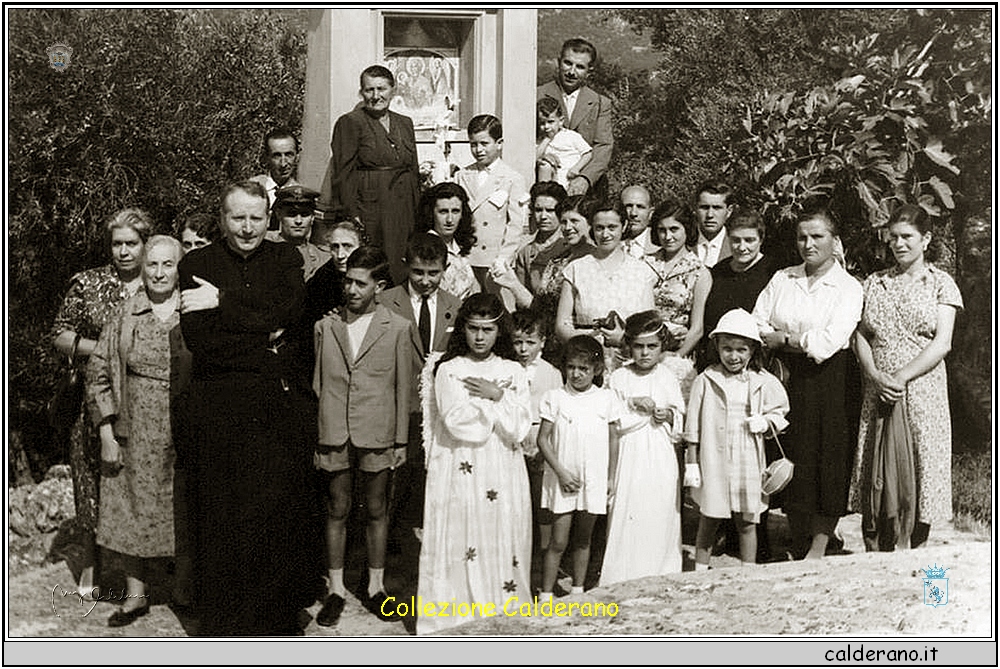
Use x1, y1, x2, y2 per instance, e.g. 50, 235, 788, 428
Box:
753, 208, 862, 560
555, 201, 657, 358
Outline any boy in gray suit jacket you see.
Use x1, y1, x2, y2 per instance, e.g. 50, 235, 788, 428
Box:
313, 247, 412, 626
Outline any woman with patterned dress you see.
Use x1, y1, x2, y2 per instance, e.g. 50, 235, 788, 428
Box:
849, 205, 963, 550
323, 65, 421, 285
753, 208, 863, 560
555, 201, 657, 370
645, 197, 712, 358
50, 208, 152, 597
87, 236, 189, 627
415, 181, 481, 300
418, 294, 532, 635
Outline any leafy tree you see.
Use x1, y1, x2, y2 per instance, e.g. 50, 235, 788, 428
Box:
607, 8, 898, 198
725, 9, 991, 275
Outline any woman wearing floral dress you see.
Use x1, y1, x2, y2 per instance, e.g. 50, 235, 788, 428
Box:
849, 205, 963, 550
645, 197, 712, 358
50, 208, 152, 597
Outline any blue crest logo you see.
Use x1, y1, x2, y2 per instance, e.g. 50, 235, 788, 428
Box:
919, 564, 949, 608
47, 43, 73, 72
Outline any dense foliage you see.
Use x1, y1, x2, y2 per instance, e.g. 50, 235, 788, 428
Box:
8, 9, 308, 472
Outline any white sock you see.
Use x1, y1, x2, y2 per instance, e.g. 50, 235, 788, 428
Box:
538, 592, 553, 601
570, 585, 584, 595
368, 567, 385, 597
695, 562, 709, 571
329, 569, 345, 597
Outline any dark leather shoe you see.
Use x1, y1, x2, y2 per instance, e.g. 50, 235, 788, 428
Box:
367, 591, 394, 620
108, 604, 150, 628
316, 593, 345, 627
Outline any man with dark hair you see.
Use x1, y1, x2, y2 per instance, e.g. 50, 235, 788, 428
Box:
693, 179, 735, 268
313, 246, 411, 626
250, 126, 301, 215
536, 38, 614, 197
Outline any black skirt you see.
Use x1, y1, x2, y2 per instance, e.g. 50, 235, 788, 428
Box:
778, 349, 858, 518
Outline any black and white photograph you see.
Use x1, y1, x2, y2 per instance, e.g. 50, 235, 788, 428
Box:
5, 5, 995, 664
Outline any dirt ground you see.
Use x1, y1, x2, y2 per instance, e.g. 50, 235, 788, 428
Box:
7, 509, 992, 638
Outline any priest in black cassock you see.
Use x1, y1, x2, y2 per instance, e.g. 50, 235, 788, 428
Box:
178, 180, 321, 636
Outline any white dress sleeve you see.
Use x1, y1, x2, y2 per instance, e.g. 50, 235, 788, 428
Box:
609, 369, 649, 436
436, 359, 532, 446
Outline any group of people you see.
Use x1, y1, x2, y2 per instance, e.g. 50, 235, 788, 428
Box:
50, 36, 963, 637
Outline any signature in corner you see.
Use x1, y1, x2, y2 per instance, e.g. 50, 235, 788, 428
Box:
50, 584, 149, 618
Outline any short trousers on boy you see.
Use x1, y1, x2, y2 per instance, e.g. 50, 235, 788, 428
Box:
314, 441, 394, 473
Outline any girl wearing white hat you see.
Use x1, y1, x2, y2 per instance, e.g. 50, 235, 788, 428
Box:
683, 308, 790, 568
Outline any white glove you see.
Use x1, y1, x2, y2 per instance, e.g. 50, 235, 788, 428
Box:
746, 414, 769, 434
683, 463, 702, 488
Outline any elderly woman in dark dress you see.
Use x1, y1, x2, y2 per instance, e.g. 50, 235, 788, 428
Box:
753, 208, 863, 560
179, 181, 320, 635
323, 64, 421, 285
87, 235, 189, 627
51, 208, 152, 598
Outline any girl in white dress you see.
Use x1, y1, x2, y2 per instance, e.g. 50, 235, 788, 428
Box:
417, 293, 532, 635
683, 309, 789, 568
601, 311, 686, 585
537, 335, 622, 599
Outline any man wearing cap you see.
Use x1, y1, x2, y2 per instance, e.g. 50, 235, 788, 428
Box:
250, 126, 302, 217
267, 185, 331, 282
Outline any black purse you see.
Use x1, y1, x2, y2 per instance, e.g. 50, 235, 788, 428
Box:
47, 335, 84, 432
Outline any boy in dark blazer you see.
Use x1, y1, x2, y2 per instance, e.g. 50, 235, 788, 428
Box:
313, 247, 411, 626
378, 233, 462, 546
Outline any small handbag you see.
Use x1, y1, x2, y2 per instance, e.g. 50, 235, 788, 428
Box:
761, 422, 794, 496
47, 335, 84, 432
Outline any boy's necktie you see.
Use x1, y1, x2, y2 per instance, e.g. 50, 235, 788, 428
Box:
419, 296, 431, 352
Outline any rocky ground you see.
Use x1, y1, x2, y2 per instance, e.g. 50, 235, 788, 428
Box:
8, 472, 993, 638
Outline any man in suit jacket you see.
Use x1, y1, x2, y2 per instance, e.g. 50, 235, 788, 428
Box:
313, 247, 411, 626
377, 233, 462, 546
694, 179, 735, 268
536, 38, 614, 197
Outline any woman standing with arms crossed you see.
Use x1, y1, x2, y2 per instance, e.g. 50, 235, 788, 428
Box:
753, 208, 863, 560
849, 205, 962, 550
323, 65, 421, 285
51, 208, 152, 598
